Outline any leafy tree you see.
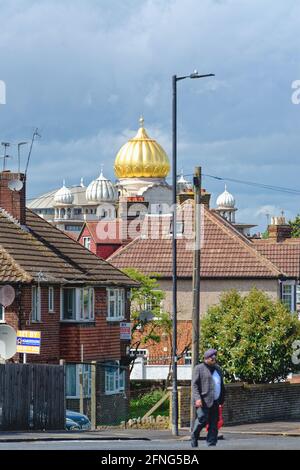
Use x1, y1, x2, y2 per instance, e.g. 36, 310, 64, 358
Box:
122, 268, 172, 370
201, 289, 300, 384
289, 215, 300, 238
123, 268, 191, 382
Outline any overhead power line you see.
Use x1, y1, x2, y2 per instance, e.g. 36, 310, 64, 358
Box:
181, 173, 300, 196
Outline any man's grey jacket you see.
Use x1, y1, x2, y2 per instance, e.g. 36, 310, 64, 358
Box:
192, 363, 225, 408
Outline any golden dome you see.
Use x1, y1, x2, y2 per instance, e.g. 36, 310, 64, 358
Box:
114, 117, 170, 178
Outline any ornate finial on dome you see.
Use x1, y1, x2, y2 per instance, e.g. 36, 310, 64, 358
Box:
139, 116, 144, 128
99, 164, 104, 178
114, 116, 170, 179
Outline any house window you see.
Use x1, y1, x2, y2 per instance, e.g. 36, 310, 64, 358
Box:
296, 285, 300, 305
184, 350, 192, 365
65, 225, 81, 232
32, 286, 41, 322
62, 288, 76, 320
105, 362, 125, 395
61, 287, 94, 322
107, 288, 125, 321
48, 287, 54, 313
66, 364, 91, 398
282, 282, 295, 312
83, 237, 91, 251
0, 305, 4, 323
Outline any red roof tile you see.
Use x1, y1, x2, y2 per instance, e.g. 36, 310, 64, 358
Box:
109, 205, 282, 279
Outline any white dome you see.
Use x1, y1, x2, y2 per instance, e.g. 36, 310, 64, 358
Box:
216, 185, 235, 208
54, 181, 74, 205
177, 171, 192, 193
86, 170, 118, 203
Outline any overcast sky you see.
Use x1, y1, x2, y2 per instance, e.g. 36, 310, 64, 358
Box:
0, 0, 300, 231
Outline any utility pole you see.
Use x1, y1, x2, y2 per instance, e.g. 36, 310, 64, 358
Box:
190, 166, 202, 430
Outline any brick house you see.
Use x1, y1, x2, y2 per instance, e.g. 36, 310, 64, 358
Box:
77, 219, 134, 259
0, 171, 138, 423
108, 201, 300, 378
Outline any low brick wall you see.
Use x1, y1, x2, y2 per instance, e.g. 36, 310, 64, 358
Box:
171, 382, 300, 427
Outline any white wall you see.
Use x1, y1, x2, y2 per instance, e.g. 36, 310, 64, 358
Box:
130, 357, 191, 380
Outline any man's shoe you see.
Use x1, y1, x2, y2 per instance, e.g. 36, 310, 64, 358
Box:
191, 438, 198, 448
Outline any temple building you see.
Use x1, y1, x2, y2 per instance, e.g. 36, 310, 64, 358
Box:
27, 117, 255, 238
27, 118, 173, 233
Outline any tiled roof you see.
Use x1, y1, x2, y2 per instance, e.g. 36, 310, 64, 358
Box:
253, 239, 300, 278
79, 219, 136, 245
108, 205, 283, 279
0, 209, 137, 286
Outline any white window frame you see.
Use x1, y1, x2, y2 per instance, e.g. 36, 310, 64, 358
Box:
61, 287, 95, 322
105, 361, 125, 395
184, 350, 192, 365
66, 364, 92, 398
281, 281, 296, 312
32, 286, 41, 322
106, 288, 125, 321
48, 286, 54, 313
83, 237, 91, 251
296, 285, 300, 305
0, 305, 4, 323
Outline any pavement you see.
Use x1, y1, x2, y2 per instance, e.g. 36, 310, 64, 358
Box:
0, 421, 300, 442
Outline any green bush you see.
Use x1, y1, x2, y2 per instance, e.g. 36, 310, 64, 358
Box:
129, 389, 169, 419
201, 288, 300, 384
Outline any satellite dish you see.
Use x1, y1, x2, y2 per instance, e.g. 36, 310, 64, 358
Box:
0, 285, 15, 307
0, 325, 17, 360
139, 310, 154, 322
8, 179, 23, 192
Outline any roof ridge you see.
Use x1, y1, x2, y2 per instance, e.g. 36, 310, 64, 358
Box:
206, 209, 283, 276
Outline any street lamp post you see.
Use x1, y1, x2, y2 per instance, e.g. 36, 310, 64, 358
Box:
171, 71, 214, 436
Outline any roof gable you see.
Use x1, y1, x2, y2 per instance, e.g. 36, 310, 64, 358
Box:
0, 209, 137, 286
109, 206, 282, 279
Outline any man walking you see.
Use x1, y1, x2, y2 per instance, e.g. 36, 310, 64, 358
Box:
191, 349, 225, 447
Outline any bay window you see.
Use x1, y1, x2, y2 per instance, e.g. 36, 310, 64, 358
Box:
107, 288, 125, 321
61, 287, 94, 321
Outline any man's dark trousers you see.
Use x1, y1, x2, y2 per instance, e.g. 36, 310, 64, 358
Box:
192, 400, 219, 446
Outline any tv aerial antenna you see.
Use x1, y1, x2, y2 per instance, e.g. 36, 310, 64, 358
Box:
1, 142, 12, 171
24, 128, 41, 175
17, 142, 28, 173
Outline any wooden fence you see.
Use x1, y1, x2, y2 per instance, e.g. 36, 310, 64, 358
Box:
0, 363, 65, 431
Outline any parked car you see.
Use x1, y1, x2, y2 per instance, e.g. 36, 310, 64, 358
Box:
66, 410, 91, 430
0, 406, 91, 431
66, 417, 81, 431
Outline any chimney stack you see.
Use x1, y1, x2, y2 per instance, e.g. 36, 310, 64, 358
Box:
0, 171, 26, 225
178, 188, 211, 208
268, 216, 291, 242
